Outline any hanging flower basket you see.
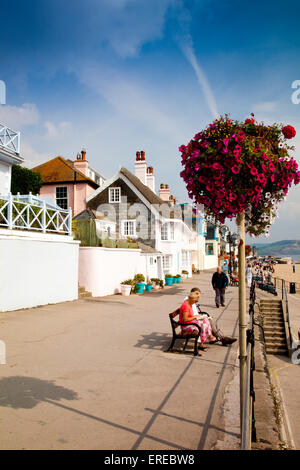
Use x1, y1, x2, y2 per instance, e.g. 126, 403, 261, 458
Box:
179, 115, 300, 237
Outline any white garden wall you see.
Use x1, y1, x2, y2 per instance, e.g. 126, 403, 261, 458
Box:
78, 247, 159, 297
0, 229, 80, 312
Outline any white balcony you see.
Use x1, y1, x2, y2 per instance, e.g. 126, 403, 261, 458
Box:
0, 123, 20, 155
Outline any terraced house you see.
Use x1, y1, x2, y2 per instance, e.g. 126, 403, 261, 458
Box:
84, 151, 210, 277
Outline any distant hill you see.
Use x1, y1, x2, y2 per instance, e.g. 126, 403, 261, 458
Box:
253, 240, 300, 257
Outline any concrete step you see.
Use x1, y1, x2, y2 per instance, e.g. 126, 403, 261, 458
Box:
266, 347, 288, 355
265, 338, 287, 345
261, 308, 282, 312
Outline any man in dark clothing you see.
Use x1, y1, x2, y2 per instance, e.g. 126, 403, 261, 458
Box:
212, 266, 229, 307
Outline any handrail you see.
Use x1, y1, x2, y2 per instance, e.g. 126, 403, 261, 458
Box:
241, 279, 257, 450
282, 279, 292, 343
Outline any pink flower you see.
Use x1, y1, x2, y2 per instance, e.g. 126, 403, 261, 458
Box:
231, 165, 240, 174
257, 174, 266, 183
250, 167, 258, 176
179, 145, 186, 152
269, 162, 275, 172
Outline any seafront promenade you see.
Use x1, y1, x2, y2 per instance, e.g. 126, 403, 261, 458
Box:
0, 271, 242, 450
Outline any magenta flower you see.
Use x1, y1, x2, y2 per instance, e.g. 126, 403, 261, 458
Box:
231, 165, 240, 174
250, 167, 258, 176
269, 162, 275, 172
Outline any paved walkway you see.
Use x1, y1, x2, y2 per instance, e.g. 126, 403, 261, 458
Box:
0, 271, 241, 450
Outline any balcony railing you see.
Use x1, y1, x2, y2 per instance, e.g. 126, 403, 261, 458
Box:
0, 193, 72, 235
0, 124, 20, 154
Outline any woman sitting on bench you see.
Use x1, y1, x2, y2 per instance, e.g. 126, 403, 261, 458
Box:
179, 291, 216, 351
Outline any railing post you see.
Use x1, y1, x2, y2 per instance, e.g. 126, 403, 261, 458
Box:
7, 192, 13, 229
68, 207, 72, 235
42, 200, 46, 233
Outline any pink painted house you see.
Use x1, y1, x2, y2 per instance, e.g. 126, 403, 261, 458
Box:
32, 150, 105, 216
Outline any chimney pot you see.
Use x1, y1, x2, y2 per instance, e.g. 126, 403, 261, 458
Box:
136, 151, 141, 161
141, 151, 145, 161
81, 149, 86, 160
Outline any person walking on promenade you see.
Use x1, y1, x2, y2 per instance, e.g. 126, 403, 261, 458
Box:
212, 266, 229, 308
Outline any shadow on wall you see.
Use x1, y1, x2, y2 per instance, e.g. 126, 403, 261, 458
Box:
0, 376, 78, 409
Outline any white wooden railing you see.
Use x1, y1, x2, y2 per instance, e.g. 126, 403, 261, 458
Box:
0, 124, 20, 154
0, 193, 72, 235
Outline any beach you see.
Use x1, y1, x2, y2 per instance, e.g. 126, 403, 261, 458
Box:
272, 263, 300, 285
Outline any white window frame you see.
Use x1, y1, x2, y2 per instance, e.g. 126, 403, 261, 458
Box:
163, 255, 173, 269
161, 222, 175, 241
122, 219, 136, 237
55, 186, 68, 209
109, 187, 121, 203
182, 250, 190, 267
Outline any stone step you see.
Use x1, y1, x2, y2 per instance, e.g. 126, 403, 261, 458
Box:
261, 308, 282, 312
265, 338, 287, 345
264, 328, 285, 334
263, 314, 282, 318
264, 330, 286, 336
266, 347, 288, 355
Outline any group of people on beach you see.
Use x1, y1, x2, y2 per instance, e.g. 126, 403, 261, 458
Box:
178, 266, 237, 352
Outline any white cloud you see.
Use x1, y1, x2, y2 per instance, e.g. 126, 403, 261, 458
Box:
252, 101, 278, 114
19, 141, 49, 169
0, 103, 39, 130
44, 120, 72, 140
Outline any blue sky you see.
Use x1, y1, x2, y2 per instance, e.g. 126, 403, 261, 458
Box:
1, 0, 300, 243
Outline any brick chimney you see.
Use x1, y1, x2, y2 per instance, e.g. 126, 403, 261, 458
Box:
159, 184, 170, 201
146, 166, 155, 193
73, 148, 89, 176
134, 150, 147, 185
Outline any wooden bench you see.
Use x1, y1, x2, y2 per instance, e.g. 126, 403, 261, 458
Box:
167, 308, 201, 356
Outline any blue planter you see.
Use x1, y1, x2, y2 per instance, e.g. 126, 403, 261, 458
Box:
165, 278, 173, 286
145, 284, 152, 292
136, 282, 145, 294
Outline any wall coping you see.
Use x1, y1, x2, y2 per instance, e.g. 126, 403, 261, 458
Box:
79, 246, 141, 253
0, 228, 80, 244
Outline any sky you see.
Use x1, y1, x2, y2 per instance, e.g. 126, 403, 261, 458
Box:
0, 0, 300, 243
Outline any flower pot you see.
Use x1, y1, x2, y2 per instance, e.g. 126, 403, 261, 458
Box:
165, 277, 173, 286
177, 277, 181, 283
136, 282, 145, 294
145, 284, 152, 292
120, 284, 132, 296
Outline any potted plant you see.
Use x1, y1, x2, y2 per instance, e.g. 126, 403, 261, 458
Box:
120, 279, 134, 296
182, 270, 189, 279
175, 274, 182, 283
134, 273, 145, 294
165, 274, 173, 286
150, 278, 161, 290
145, 277, 153, 292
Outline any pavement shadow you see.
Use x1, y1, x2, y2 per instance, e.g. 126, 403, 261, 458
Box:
135, 332, 171, 351
0, 376, 78, 409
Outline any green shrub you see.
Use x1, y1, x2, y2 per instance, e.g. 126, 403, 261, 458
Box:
133, 273, 145, 283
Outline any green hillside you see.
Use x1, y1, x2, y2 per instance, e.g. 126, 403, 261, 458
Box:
253, 240, 300, 256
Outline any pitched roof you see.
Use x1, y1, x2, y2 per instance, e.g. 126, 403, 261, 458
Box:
119, 167, 169, 206
32, 156, 99, 188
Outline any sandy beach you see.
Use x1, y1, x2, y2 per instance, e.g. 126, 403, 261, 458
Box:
272, 263, 300, 284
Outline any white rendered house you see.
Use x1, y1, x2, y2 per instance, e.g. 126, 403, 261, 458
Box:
0, 123, 23, 195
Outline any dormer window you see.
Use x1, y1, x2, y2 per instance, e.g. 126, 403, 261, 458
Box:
109, 187, 121, 203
